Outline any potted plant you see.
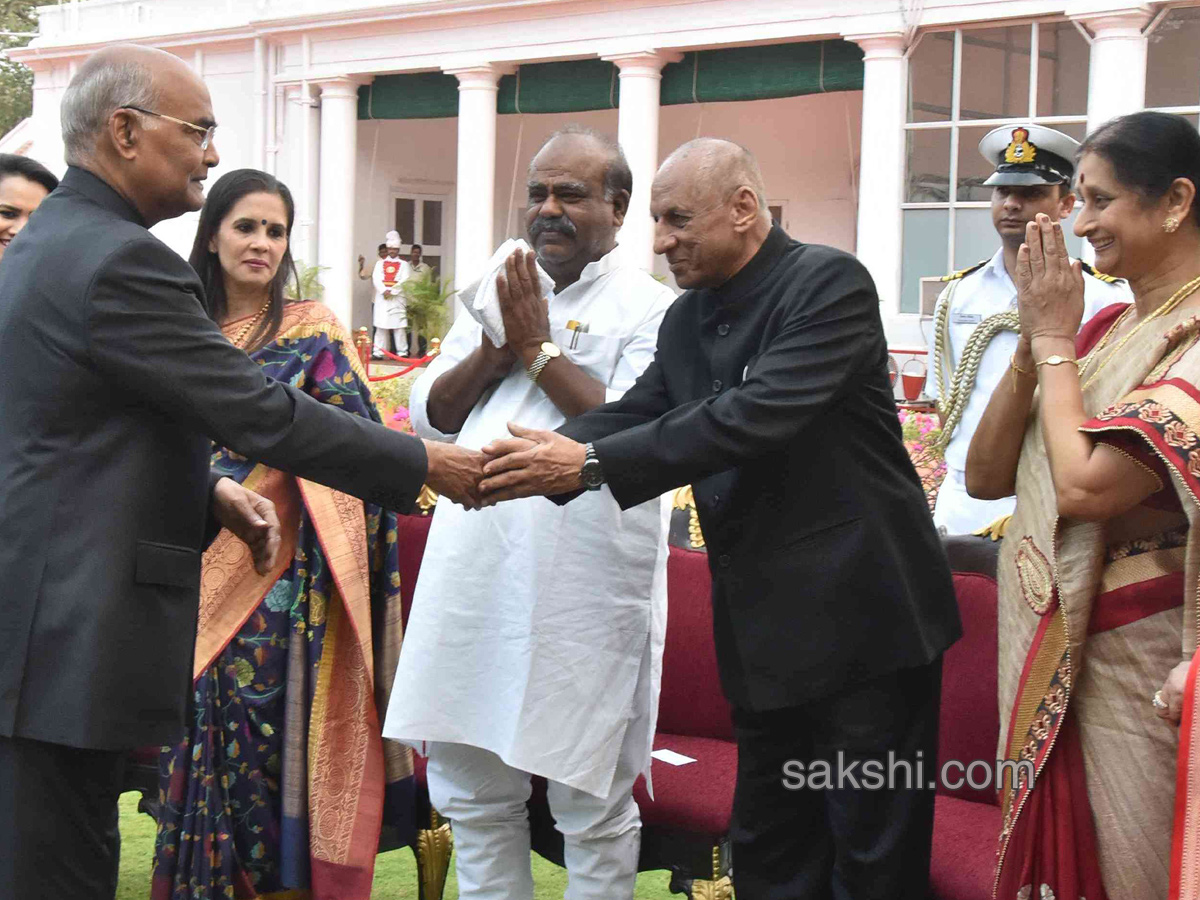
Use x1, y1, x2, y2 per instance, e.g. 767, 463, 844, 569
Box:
285, 260, 329, 301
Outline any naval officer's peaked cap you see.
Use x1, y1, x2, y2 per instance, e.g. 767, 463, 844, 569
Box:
979, 124, 1080, 187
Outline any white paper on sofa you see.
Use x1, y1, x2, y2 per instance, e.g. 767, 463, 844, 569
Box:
651, 748, 697, 767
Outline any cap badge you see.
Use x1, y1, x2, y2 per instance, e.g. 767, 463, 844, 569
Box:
1004, 127, 1037, 165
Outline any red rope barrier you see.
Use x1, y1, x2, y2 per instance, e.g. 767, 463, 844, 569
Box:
366, 347, 437, 381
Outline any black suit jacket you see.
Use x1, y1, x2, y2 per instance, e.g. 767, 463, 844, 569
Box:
0, 167, 427, 750
559, 227, 961, 710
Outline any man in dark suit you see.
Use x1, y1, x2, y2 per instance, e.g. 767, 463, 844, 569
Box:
0, 45, 482, 900
479, 139, 961, 899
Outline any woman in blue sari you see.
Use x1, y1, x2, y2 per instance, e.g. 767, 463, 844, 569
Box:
152, 169, 414, 900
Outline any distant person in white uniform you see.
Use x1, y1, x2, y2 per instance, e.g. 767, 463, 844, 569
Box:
372, 229, 411, 359
383, 126, 675, 900
927, 124, 1131, 535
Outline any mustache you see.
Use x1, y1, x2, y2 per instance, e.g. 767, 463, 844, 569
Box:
529, 216, 577, 242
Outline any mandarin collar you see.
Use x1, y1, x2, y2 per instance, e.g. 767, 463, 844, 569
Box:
711, 224, 790, 306
577, 243, 624, 284
552, 243, 625, 299
60, 166, 147, 228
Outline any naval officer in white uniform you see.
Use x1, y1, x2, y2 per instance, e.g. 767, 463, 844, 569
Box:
927, 124, 1131, 534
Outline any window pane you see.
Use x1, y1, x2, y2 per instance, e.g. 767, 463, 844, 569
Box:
394, 198, 416, 245
1147, 7, 1200, 109
423, 255, 441, 274
956, 125, 997, 201
960, 26, 1032, 120
908, 31, 954, 122
953, 208, 999, 271
1036, 23, 1089, 117
953, 207, 1084, 272
421, 200, 443, 246
906, 129, 951, 202
901, 209, 949, 314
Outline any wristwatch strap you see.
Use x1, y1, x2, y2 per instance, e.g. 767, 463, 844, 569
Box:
527, 350, 553, 382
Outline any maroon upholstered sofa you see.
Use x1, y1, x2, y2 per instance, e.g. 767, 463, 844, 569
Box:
930, 535, 1003, 900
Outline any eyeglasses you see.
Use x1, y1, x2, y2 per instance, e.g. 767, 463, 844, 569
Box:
121, 106, 216, 151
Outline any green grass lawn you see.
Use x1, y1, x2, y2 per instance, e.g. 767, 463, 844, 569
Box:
116, 792, 683, 899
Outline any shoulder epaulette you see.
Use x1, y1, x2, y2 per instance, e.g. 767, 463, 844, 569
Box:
1080, 261, 1122, 284
940, 259, 988, 283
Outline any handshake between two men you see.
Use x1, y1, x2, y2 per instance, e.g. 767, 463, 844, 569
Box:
422, 423, 588, 510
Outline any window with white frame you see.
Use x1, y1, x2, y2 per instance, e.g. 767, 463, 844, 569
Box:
1146, 5, 1200, 126
901, 22, 1091, 313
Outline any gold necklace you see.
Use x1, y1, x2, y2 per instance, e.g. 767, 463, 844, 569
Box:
1078, 273, 1200, 392
227, 299, 272, 349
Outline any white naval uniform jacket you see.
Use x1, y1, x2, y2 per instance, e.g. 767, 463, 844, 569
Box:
383, 246, 676, 799
926, 248, 1131, 534
373, 257, 411, 329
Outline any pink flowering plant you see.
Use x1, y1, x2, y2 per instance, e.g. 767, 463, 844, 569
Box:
898, 409, 946, 511
369, 370, 421, 435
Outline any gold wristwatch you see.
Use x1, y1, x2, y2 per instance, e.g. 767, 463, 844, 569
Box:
527, 341, 561, 382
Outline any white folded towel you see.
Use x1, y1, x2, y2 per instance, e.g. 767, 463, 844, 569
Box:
458, 238, 555, 348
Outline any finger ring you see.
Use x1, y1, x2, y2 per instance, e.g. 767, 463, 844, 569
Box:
1153, 690, 1169, 711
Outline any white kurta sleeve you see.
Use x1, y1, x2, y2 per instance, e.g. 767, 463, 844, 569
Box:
605, 286, 676, 404
408, 312, 486, 441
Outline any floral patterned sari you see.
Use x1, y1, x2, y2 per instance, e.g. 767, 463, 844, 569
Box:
151, 301, 414, 900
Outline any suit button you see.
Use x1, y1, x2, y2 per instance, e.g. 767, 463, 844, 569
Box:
713, 493, 721, 505
717, 324, 730, 336
718, 554, 731, 568
712, 379, 723, 392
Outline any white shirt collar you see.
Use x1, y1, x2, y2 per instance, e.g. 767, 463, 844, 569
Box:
572, 243, 625, 287
981, 248, 1010, 284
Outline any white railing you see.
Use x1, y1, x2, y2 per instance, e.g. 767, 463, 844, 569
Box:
35, 0, 443, 43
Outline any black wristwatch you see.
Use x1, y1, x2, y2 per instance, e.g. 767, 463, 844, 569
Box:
580, 443, 605, 490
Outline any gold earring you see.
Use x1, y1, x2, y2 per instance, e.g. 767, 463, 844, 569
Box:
1164, 216, 1180, 233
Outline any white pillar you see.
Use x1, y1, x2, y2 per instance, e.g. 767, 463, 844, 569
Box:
253, 37, 266, 171
316, 77, 365, 328
297, 81, 321, 272
1073, 7, 1152, 132
604, 51, 681, 272
846, 32, 907, 319
446, 64, 512, 300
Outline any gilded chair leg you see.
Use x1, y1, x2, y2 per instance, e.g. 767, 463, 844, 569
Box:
668, 844, 734, 899
414, 808, 454, 900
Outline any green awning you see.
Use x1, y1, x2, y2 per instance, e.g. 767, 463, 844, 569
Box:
497, 59, 618, 114
357, 71, 459, 119
660, 41, 863, 105
358, 40, 863, 119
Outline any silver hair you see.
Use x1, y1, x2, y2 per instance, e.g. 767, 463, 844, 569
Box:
60, 57, 159, 165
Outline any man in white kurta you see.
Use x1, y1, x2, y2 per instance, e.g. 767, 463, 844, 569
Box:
384, 129, 675, 900
925, 124, 1131, 534
372, 230, 411, 358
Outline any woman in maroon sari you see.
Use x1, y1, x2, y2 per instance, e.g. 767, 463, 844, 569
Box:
967, 111, 1200, 900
